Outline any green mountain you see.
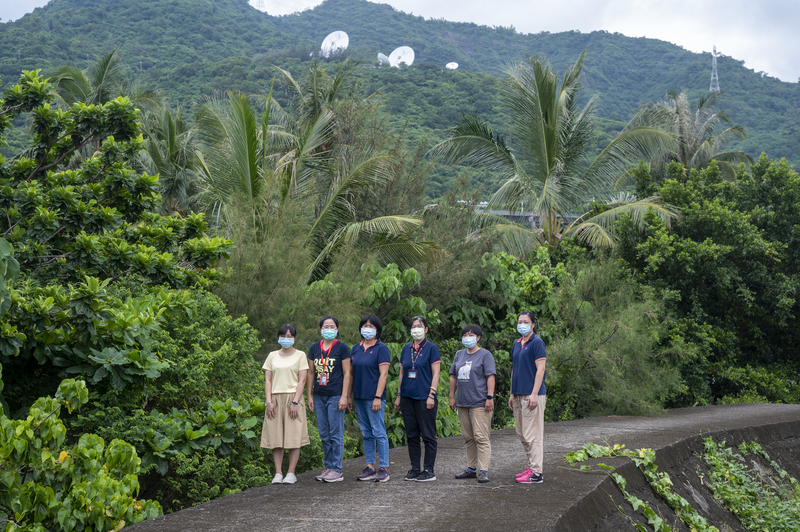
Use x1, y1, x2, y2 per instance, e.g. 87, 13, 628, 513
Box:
2, 0, 799, 170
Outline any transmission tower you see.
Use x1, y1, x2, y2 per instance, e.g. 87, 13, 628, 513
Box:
254, 0, 265, 11
709, 45, 720, 92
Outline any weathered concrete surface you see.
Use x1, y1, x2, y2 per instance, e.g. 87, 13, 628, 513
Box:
127, 404, 800, 532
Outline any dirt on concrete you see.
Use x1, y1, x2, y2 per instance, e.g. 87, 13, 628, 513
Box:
126, 403, 800, 532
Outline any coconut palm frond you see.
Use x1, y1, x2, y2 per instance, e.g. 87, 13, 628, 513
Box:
428, 114, 515, 174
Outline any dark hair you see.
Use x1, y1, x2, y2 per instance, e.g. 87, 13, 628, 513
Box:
409, 315, 427, 328
359, 314, 383, 339
319, 315, 340, 338
278, 323, 297, 337
461, 324, 483, 337
517, 310, 539, 334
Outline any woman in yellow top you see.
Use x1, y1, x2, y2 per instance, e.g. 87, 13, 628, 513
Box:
261, 323, 309, 484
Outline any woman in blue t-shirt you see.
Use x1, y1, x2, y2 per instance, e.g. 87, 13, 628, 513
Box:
508, 310, 547, 484
306, 315, 351, 483
349, 314, 392, 482
393, 316, 441, 482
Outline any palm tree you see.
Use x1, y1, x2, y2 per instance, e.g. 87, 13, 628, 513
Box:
430, 49, 679, 248
634, 90, 753, 179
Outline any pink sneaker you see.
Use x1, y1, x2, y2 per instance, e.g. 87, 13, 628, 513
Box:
315, 469, 331, 481
515, 468, 534, 479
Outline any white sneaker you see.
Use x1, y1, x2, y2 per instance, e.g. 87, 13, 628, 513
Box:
284, 472, 297, 484
271, 473, 284, 484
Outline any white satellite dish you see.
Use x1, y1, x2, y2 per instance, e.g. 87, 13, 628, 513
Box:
446, 62, 459, 70
320, 31, 349, 58
388, 46, 415, 67
377, 53, 390, 64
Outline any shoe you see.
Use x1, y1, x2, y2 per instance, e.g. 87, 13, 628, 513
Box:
414, 470, 436, 482
271, 473, 284, 484
323, 470, 343, 482
404, 469, 421, 481
517, 472, 543, 484
515, 467, 534, 479
455, 468, 477, 479
315, 468, 330, 481
374, 467, 390, 482
478, 470, 490, 483
357, 467, 377, 481
283, 472, 297, 484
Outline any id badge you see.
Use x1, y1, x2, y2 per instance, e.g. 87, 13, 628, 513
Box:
319, 374, 328, 386
408, 370, 417, 379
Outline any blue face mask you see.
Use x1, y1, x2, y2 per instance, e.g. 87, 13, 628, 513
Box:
321, 329, 338, 341
517, 323, 532, 336
361, 327, 377, 340
278, 337, 295, 348
461, 336, 477, 349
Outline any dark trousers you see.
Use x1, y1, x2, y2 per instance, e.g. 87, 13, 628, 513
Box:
400, 396, 438, 472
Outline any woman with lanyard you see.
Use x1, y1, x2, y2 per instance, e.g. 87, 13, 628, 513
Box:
349, 314, 392, 482
394, 316, 441, 482
261, 323, 309, 484
306, 315, 351, 483
508, 311, 547, 484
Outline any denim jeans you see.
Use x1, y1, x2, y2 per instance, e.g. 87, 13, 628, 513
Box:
354, 398, 389, 468
314, 394, 345, 472
400, 396, 438, 472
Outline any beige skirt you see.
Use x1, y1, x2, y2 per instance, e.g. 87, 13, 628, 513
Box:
260, 393, 310, 449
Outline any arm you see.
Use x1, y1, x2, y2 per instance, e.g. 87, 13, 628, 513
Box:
394, 366, 403, 411
449, 375, 457, 410
508, 368, 514, 411
290, 369, 307, 419
373, 364, 389, 412
527, 359, 546, 410
306, 359, 316, 412
485, 374, 495, 412
339, 357, 352, 412
264, 371, 275, 419
427, 362, 440, 410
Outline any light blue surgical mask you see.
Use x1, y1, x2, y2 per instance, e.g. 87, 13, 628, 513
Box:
361, 327, 377, 340
321, 329, 338, 341
517, 323, 532, 336
278, 337, 295, 348
461, 336, 477, 349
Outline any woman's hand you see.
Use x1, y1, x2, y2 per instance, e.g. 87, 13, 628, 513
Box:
394, 395, 401, 411
266, 402, 276, 419
485, 398, 494, 412
372, 398, 382, 412
426, 396, 435, 410
337, 396, 347, 412
449, 397, 456, 410
289, 403, 299, 419
347, 397, 353, 412
508, 395, 514, 411
527, 396, 538, 410
308, 399, 315, 413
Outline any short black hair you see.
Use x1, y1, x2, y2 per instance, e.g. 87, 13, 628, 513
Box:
461, 324, 483, 337
518, 310, 539, 334
409, 316, 427, 328
359, 314, 383, 339
319, 315, 340, 338
278, 323, 297, 337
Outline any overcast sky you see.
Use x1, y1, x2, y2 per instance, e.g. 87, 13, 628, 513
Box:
3, 0, 798, 82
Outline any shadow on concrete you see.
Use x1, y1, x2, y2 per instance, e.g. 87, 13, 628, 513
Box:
127, 403, 800, 531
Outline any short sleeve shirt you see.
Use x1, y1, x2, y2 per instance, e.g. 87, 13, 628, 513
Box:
449, 348, 496, 407
350, 340, 391, 400
510, 335, 546, 395
262, 350, 308, 394
307, 340, 350, 397
399, 340, 441, 400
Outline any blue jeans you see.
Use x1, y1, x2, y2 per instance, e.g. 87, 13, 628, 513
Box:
354, 398, 389, 468
314, 395, 345, 472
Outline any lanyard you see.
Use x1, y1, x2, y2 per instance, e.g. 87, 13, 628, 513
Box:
410, 339, 427, 369
319, 339, 338, 374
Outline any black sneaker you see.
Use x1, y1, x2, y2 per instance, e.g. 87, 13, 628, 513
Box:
454, 469, 477, 479
404, 469, 421, 481
414, 470, 437, 482
518, 472, 544, 484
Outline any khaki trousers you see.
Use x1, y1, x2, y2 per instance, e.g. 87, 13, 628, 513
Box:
457, 406, 493, 472
513, 394, 546, 473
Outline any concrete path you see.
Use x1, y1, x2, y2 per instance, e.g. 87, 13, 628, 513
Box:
127, 404, 800, 532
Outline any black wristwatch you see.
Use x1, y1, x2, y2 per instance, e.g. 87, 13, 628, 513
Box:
486, 395, 494, 400
291, 401, 299, 406
374, 396, 381, 400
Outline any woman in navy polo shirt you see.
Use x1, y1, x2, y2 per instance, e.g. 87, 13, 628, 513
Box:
306, 315, 351, 483
393, 316, 441, 482
508, 311, 547, 484
350, 314, 392, 482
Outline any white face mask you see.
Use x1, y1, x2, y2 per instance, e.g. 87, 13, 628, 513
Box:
410, 327, 425, 340
461, 336, 477, 349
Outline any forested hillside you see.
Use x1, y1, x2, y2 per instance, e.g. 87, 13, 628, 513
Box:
1, 0, 799, 168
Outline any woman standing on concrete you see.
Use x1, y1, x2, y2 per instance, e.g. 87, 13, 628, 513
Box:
306, 315, 351, 483
350, 314, 392, 482
509, 311, 547, 484
394, 316, 441, 482
261, 323, 310, 484
449, 324, 496, 483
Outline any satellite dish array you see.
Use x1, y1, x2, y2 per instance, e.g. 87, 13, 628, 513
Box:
320, 30, 457, 70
